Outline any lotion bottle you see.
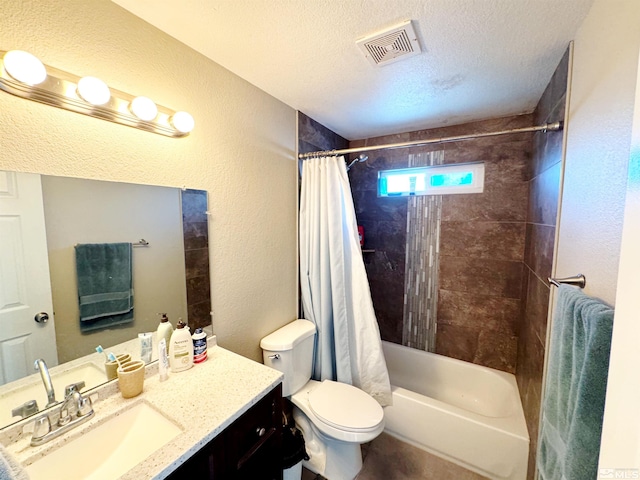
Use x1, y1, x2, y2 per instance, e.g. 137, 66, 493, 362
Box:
157, 313, 174, 354
169, 319, 193, 372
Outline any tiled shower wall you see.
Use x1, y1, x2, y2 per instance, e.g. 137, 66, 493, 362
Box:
298, 112, 349, 156
517, 46, 570, 480
349, 115, 534, 373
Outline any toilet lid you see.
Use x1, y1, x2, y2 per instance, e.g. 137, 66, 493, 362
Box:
308, 380, 383, 431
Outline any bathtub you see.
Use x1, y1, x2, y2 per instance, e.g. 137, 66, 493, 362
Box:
381, 341, 529, 480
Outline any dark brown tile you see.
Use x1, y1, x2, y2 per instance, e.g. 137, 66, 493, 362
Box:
184, 247, 209, 279
408, 113, 533, 147
474, 330, 518, 373
527, 162, 560, 226
188, 299, 212, 330
436, 323, 517, 373
524, 223, 555, 282
524, 270, 551, 346
438, 257, 524, 299
444, 139, 531, 185
186, 275, 211, 304
438, 289, 520, 335
298, 111, 349, 153
441, 180, 528, 222
534, 44, 570, 126
183, 221, 208, 250
435, 324, 479, 364
440, 221, 526, 261
530, 116, 564, 180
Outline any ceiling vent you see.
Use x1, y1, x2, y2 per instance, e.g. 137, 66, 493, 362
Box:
356, 20, 422, 67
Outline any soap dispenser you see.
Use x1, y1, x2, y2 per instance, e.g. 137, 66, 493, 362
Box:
169, 319, 194, 372
157, 313, 174, 354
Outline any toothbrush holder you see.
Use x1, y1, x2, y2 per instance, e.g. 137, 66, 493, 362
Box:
117, 360, 146, 398
105, 353, 131, 381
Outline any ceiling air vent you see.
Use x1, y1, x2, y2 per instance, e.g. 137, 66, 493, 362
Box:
357, 20, 422, 67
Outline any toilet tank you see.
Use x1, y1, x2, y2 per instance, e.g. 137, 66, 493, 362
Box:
260, 319, 316, 397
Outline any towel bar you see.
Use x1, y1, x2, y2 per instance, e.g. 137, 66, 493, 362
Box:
548, 274, 586, 289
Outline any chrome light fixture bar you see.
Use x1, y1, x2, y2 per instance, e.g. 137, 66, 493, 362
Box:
0, 50, 194, 137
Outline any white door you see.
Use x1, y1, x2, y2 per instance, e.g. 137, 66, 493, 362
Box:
0, 171, 58, 385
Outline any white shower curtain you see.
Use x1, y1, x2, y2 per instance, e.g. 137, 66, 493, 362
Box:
299, 155, 392, 407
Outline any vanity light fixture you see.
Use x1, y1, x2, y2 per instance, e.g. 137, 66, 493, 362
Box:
130, 96, 158, 121
3, 50, 47, 85
170, 111, 195, 134
77, 76, 111, 106
0, 49, 194, 137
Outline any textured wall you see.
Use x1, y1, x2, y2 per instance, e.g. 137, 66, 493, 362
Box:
349, 114, 533, 373
553, 0, 640, 470
516, 46, 570, 480
555, 0, 640, 305
0, 0, 297, 362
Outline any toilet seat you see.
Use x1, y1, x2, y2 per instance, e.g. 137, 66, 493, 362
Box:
308, 380, 384, 433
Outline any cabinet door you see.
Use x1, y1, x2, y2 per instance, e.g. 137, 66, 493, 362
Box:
165, 384, 283, 480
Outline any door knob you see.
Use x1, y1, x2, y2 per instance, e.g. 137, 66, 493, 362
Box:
34, 312, 49, 323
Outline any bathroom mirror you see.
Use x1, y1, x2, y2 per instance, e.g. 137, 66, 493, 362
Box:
0, 170, 211, 429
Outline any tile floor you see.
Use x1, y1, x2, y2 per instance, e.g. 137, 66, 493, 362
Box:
301, 432, 489, 480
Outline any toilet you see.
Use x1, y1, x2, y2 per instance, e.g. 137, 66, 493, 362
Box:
261, 319, 384, 480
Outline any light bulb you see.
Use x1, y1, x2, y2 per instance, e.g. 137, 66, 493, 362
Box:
130, 96, 158, 121
3, 50, 47, 85
77, 76, 110, 105
171, 111, 195, 133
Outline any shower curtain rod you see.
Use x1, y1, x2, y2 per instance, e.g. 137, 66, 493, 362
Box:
298, 121, 562, 159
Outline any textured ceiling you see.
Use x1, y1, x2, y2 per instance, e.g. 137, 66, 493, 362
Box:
111, 0, 594, 140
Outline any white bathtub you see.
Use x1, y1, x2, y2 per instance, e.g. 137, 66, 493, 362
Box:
382, 341, 529, 480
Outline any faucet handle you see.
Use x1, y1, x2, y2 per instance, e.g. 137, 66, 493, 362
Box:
77, 396, 93, 417
11, 400, 39, 418
64, 381, 86, 397
32, 414, 51, 441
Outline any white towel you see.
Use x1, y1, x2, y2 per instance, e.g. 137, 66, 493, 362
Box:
0, 443, 29, 480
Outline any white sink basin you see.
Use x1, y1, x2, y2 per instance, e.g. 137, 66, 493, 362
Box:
24, 402, 183, 480
0, 362, 106, 426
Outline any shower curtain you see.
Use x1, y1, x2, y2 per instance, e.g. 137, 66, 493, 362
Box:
299, 155, 392, 407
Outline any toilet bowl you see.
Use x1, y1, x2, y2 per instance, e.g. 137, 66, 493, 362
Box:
261, 319, 384, 480
292, 379, 384, 443
291, 379, 384, 479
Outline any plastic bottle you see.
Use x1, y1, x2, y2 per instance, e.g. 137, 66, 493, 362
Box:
157, 313, 174, 354
168, 319, 194, 372
192, 328, 207, 364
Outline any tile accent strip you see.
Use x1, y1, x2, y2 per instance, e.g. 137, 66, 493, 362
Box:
402, 150, 444, 351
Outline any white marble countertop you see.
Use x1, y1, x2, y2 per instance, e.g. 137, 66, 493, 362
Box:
2, 343, 283, 479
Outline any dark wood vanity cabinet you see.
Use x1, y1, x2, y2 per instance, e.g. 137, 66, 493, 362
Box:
167, 384, 283, 480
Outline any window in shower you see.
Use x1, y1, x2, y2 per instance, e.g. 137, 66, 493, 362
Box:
377, 162, 485, 197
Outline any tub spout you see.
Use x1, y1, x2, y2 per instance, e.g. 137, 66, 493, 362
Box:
34, 359, 57, 408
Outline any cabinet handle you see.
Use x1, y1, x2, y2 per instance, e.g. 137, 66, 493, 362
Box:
256, 427, 266, 437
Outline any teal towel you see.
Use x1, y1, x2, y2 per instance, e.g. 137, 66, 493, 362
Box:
75, 243, 134, 332
537, 285, 614, 480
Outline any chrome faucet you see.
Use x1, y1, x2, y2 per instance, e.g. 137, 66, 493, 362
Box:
30, 381, 94, 447
34, 358, 57, 408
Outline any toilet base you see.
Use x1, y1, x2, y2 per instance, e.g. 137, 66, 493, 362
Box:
293, 408, 363, 480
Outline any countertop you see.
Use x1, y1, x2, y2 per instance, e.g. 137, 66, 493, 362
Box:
2, 343, 283, 479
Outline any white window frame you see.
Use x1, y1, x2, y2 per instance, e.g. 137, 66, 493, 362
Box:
377, 162, 485, 197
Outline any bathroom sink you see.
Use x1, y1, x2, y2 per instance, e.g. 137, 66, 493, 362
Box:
24, 402, 183, 480
0, 362, 106, 425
